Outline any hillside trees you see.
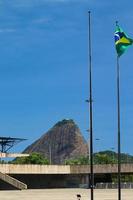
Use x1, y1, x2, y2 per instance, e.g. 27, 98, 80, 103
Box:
10, 152, 49, 164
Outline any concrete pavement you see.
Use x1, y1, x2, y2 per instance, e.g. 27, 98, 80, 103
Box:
0, 189, 133, 200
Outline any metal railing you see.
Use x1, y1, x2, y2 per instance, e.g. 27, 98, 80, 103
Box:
96, 182, 133, 189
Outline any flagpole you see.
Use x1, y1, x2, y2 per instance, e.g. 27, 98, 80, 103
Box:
115, 20, 121, 200
115, 21, 133, 200
88, 11, 94, 200
117, 55, 121, 200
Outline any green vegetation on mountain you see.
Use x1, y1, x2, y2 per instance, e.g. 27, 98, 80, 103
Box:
7, 150, 133, 165
65, 156, 89, 165
10, 153, 49, 165
97, 150, 133, 164
65, 150, 133, 165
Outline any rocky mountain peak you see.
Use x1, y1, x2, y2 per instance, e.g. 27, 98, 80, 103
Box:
24, 119, 89, 164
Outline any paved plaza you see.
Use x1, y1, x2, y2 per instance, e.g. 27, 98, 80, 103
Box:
0, 189, 133, 200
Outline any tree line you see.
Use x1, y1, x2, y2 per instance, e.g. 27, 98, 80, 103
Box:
0, 150, 133, 165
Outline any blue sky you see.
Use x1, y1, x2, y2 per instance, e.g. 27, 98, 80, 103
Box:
0, 0, 133, 155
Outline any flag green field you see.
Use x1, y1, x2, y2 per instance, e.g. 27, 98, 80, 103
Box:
115, 25, 133, 56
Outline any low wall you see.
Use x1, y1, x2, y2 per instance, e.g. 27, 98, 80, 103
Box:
0, 164, 133, 175
0, 164, 70, 174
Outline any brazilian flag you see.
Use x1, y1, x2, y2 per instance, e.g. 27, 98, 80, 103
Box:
115, 25, 133, 57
